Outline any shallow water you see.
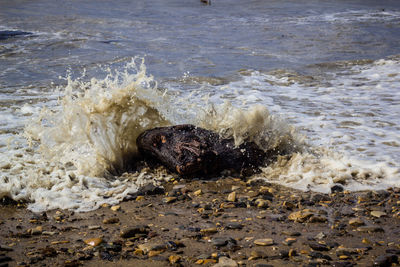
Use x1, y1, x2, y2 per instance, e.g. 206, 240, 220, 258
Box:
1, 0, 400, 211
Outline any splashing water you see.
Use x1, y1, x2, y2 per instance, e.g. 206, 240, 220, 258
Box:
0, 58, 398, 212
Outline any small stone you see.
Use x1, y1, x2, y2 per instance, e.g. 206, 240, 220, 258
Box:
88, 225, 101, 230
138, 243, 166, 253
331, 185, 344, 193
120, 225, 149, 238
227, 192, 236, 202
0, 256, 12, 263
103, 217, 119, 224
148, 250, 163, 257
211, 237, 237, 248
373, 254, 398, 267
255, 199, 268, 208
254, 238, 274, 246
201, 228, 218, 234
84, 237, 103, 247
283, 238, 297, 246
194, 189, 202, 196
225, 222, 243, 230
315, 232, 326, 240
308, 242, 329, 251
348, 218, 364, 226
288, 209, 314, 223
231, 186, 240, 191
28, 226, 42, 235
213, 256, 238, 267
136, 196, 144, 201
309, 215, 328, 223
0, 245, 13, 251
282, 201, 296, 210
42, 231, 56, 236
371, 210, 387, 218
169, 255, 181, 264
204, 259, 217, 264
220, 202, 236, 209
163, 197, 177, 204
356, 226, 384, 233
110, 205, 121, 211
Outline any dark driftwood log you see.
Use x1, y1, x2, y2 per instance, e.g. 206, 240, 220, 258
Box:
136, 124, 266, 177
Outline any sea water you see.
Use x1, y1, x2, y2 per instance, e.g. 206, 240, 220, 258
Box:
1, 0, 399, 212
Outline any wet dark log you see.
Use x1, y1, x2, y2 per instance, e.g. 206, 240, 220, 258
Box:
136, 124, 266, 177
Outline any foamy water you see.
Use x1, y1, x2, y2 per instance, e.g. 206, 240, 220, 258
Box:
1, 0, 400, 212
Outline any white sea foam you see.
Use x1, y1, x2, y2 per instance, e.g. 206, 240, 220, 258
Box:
0, 57, 399, 212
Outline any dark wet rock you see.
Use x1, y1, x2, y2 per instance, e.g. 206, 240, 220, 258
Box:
103, 217, 119, 224
0, 245, 13, 252
225, 222, 243, 230
211, 237, 237, 248
331, 185, 344, 193
309, 251, 332, 261
100, 251, 113, 261
120, 225, 150, 238
356, 226, 384, 233
386, 249, 400, 255
0, 256, 12, 263
0, 30, 32, 40
136, 124, 269, 177
331, 262, 354, 267
253, 264, 273, 267
311, 193, 330, 202
373, 190, 390, 199
40, 246, 57, 257
373, 254, 398, 267
308, 242, 330, 251
162, 196, 177, 204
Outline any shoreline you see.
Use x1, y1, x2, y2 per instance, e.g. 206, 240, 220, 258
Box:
1, 177, 400, 267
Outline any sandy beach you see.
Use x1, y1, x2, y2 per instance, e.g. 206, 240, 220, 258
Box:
1, 177, 399, 267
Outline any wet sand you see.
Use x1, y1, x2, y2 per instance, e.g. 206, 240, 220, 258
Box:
1, 177, 400, 267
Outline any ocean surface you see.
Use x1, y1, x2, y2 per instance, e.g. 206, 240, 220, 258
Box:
1, 0, 400, 212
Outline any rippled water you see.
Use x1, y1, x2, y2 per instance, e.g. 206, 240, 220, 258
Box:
1, 0, 400, 211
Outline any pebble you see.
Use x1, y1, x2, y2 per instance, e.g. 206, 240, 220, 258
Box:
169, 255, 181, 264
138, 243, 166, 253
194, 189, 203, 196
103, 217, 119, 224
148, 250, 163, 257
283, 237, 297, 246
213, 256, 238, 267
201, 228, 218, 234
0, 256, 12, 263
211, 237, 237, 248
356, 226, 384, 233
0, 245, 13, 251
27, 226, 42, 235
348, 218, 364, 226
288, 209, 315, 222
255, 199, 268, 208
163, 197, 177, 204
120, 225, 149, 238
373, 254, 398, 267
225, 222, 243, 230
84, 237, 103, 247
88, 225, 101, 230
314, 232, 326, 240
308, 242, 329, 251
227, 192, 236, 202
254, 238, 274, 246
248, 250, 267, 260
371, 210, 387, 218
110, 205, 121, 211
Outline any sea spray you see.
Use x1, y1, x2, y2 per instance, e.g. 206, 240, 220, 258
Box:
1, 58, 399, 212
